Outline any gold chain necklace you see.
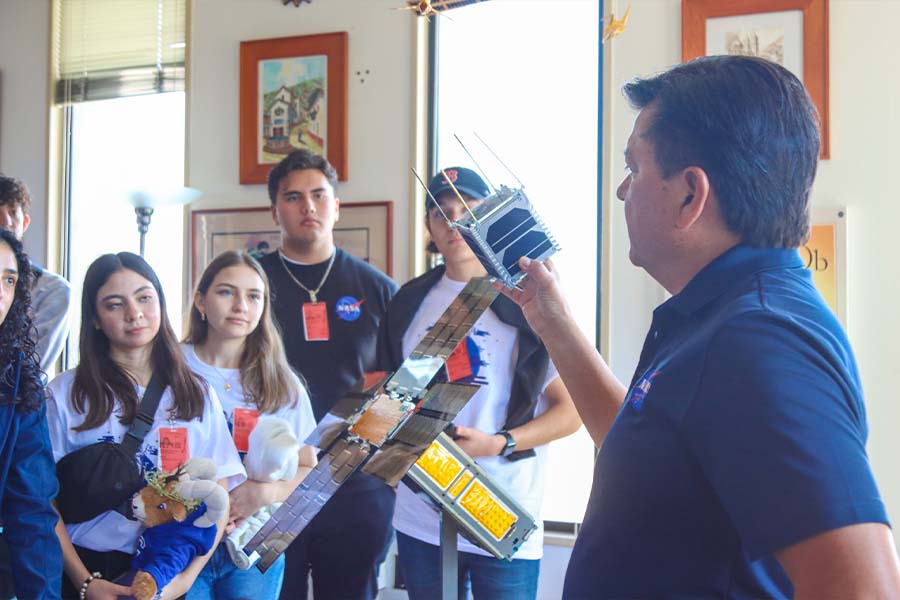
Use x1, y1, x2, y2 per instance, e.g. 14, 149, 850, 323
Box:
278, 249, 336, 303
212, 366, 239, 392
196, 347, 239, 391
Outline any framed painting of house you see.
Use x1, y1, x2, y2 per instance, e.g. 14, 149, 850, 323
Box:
240, 32, 348, 184
682, 0, 829, 158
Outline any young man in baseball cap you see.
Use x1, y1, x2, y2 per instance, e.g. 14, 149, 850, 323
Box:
376, 167, 580, 599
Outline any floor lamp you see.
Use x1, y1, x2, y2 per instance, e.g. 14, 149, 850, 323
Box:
128, 186, 202, 257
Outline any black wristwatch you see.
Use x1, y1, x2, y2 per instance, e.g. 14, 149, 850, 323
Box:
496, 430, 516, 457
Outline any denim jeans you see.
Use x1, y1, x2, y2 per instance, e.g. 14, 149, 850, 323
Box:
396, 531, 540, 600
186, 543, 284, 600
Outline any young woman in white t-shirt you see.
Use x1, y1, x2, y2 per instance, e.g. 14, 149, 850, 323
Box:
181, 250, 316, 600
47, 252, 244, 600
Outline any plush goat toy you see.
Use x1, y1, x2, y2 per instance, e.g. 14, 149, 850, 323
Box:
130, 457, 228, 600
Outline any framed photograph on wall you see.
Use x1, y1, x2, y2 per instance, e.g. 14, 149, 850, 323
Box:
803, 207, 847, 326
239, 32, 348, 184
190, 201, 393, 288
682, 0, 829, 158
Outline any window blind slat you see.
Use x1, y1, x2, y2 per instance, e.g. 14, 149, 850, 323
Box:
54, 0, 186, 104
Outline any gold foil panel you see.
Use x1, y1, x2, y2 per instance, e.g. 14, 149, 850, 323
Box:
447, 471, 473, 499
415, 441, 463, 490
459, 481, 517, 540
349, 394, 407, 445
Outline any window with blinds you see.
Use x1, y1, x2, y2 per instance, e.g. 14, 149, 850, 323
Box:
53, 0, 187, 103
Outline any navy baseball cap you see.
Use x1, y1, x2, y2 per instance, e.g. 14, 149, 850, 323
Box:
427, 167, 490, 205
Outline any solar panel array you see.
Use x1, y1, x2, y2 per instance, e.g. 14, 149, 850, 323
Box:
242, 277, 534, 570
453, 186, 561, 288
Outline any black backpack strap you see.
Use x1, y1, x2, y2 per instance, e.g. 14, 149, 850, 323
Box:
120, 373, 166, 456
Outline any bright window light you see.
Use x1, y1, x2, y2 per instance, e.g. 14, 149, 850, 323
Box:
434, 0, 599, 524
66, 92, 187, 366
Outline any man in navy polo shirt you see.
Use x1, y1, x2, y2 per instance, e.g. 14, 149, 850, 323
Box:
500, 55, 900, 598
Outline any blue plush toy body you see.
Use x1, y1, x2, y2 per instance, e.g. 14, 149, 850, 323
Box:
132, 503, 218, 591
129, 459, 229, 600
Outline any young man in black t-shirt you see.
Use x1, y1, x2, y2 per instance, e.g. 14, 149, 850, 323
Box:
259, 150, 398, 600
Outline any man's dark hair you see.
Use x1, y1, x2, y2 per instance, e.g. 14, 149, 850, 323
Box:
266, 149, 338, 205
623, 55, 820, 248
0, 174, 32, 213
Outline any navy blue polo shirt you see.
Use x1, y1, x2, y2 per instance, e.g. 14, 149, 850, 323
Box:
564, 245, 888, 599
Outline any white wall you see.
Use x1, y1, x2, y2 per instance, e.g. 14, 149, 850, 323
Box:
606, 0, 900, 545
187, 0, 416, 284
0, 0, 50, 266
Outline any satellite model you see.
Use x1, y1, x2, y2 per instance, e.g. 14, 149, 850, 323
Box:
243, 140, 560, 570
415, 134, 561, 289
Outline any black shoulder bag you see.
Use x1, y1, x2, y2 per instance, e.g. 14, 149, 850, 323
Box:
55, 374, 166, 524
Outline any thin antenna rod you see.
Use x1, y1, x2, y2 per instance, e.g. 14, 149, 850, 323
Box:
453, 133, 496, 191
473, 132, 524, 188
410, 168, 452, 224
441, 169, 479, 222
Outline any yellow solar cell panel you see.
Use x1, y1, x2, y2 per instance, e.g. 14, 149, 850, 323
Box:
459, 480, 517, 540
416, 440, 463, 490
448, 471, 473, 499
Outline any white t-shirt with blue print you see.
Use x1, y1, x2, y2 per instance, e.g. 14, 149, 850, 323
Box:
182, 344, 316, 453
46, 368, 245, 554
393, 274, 559, 560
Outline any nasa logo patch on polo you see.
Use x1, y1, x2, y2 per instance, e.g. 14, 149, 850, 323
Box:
627, 369, 660, 413
335, 295, 364, 322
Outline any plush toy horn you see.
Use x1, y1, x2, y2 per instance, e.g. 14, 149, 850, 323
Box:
181, 457, 218, 481
176, 479, 229, 528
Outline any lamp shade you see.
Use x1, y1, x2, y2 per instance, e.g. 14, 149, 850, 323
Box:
128, 185, 201, 209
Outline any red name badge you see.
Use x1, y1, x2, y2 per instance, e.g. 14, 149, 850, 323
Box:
303, 302, 330, 341
233, 407, 260, 453
446, 339, 473, 382
159, 427, 189, 471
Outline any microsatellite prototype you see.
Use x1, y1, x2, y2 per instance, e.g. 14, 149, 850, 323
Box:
243, 141, 560, 570
243, 278, 536, 571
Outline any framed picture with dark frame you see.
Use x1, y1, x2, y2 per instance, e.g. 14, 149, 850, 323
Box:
190, 201, 393, 289
682, 0, 829, 158
239, 32, 348, 184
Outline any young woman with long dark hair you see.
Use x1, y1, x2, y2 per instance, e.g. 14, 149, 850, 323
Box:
47, 252, 244, 599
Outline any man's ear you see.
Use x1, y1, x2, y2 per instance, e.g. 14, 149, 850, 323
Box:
272, 204, 281, 227
21, 213, 31, 235
674, 167, 711, 230
334, 196, 340, 223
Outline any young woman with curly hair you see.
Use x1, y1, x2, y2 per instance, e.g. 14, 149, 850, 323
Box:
0, 228, 62, 599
